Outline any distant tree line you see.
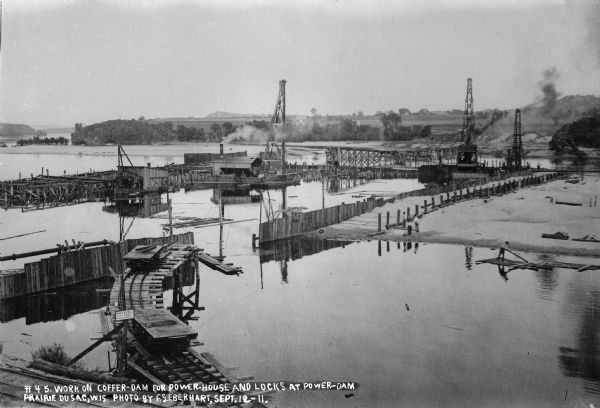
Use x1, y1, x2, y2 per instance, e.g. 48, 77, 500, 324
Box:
277, 110, 430, 142
379, 111, 431, 141
549, 109, 600, 152
71, 113, 437, 146
71, 119, 237, 145
16, 135, 69, 146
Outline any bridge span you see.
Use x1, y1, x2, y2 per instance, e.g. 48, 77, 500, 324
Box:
323, 146, 457, 168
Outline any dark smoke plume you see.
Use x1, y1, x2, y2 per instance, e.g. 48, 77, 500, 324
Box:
538, 68, 561, 115
472, 109, 508, 136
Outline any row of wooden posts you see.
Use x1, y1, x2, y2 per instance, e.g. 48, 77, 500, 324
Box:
258, 171, 556, 244
377, 172, 560, 233
0, 232, 194, 300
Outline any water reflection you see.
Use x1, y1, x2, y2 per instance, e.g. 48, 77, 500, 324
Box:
259, 237, 354, 284
0, 278, 112, 324
102, 195, 168, 218
258, 236, 351, 264
280, 260, 288, 284
375, 240, 421, 256
534, 266, 558, 301
464, 246, 473, 270
559, 288, 600, 395
327, 177, 368, 194
497, 265, 509, 282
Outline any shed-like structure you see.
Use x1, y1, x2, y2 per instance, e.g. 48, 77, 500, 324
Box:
211, 157, 262, 176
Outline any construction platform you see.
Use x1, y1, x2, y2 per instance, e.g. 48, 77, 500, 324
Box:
102, 243, 267, 406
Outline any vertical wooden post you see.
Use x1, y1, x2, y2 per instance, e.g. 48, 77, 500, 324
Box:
415, 204, 419, 216
117, 270, 128, 377
386, 211, 390, 229
397, 209, 401, 225
431, 196, 435, 209
378, 213, 382, 232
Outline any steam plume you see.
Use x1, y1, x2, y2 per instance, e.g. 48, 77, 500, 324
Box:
222, 125, 271, 144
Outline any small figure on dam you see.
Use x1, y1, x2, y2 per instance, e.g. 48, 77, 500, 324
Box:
497, 241, 510, 261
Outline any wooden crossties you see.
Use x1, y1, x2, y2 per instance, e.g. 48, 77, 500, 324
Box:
103, 244, 266, 405
325, 146, 457, 169
108, 244, 196, 315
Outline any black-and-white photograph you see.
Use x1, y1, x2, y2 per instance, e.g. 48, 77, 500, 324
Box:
0, 0, 599, 406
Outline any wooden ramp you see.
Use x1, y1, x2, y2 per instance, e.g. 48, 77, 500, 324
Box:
198, 253, 242, 275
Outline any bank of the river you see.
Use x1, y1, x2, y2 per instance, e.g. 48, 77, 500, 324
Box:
319, 175, 600, 257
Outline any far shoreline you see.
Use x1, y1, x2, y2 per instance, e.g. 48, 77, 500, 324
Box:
1, 140, 597, 160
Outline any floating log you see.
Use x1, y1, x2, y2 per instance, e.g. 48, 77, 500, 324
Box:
555, 200, 582, 206
0, 240, 112, 262
476, 257, 600, 272
0, 230, 46, 241
541, 232, 569, 240
572, 236, 600, 243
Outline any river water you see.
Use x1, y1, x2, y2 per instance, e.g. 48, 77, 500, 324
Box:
0, 145, 599, 407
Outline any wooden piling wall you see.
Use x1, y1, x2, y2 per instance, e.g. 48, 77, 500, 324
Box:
0, 232, 194, 299
259, 171, 557, 243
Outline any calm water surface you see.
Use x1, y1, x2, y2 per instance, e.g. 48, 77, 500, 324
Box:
0, 146, 598, 407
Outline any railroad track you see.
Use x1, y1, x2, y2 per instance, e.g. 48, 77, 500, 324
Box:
106, 247, 268, 407
109, 269, 165, 313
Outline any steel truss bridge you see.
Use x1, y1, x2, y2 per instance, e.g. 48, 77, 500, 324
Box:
325, 146, 458, 168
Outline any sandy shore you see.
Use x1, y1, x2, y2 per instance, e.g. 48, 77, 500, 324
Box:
318, 174, 600, 257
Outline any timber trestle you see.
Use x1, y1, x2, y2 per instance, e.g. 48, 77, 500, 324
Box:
103, 243, 267, 406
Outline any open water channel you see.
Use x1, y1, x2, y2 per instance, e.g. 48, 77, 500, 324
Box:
0, 144, 598, 407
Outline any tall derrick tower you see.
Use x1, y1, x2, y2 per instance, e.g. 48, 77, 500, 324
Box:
507, 109, 523, 169
461, 78, 475, 144
456, 78, 479, 170
265, 79, 286, 158
271, 79, 286, 139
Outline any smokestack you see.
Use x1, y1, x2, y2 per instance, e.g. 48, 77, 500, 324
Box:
220, 143, 224, 156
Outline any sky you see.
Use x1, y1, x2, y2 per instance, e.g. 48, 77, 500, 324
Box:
0, 0, 599, 127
